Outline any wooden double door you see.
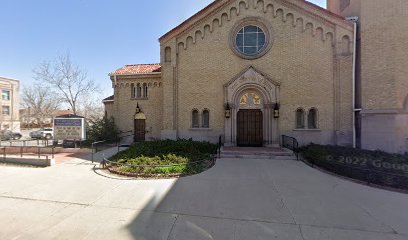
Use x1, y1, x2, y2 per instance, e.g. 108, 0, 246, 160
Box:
237, 109, 263, 147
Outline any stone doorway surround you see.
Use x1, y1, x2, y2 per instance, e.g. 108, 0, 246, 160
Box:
224, 66, 280, 147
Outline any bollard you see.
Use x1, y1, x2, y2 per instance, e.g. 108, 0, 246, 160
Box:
52, 146, 54, 159
38, 148, 40, 158
20, 147, 23, 157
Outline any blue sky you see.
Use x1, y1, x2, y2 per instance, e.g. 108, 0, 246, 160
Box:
0, 0, 326, 98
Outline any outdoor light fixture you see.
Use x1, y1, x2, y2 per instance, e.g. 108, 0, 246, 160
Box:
274, 103, 280, 118
225, 102, 231, 119
135, 103, 141, 114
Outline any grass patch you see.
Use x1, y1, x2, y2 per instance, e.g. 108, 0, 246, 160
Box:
108, 139, 217, 176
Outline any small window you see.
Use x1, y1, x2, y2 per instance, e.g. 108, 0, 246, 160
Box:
2, 106, 10, 115
2, 90, 10, 101
136, 83, 142, 98
131, 83, 135, 98
308, 108, 318, 129
202, 110, 209, 128
192, 110, 199, 128
296, 109, 305, 129
143, 83, 148, 98
165, 47, 172, 62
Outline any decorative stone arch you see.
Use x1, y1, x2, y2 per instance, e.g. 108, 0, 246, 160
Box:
224, 66, 280, 147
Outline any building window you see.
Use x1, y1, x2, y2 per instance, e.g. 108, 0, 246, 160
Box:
143, 83, 148, 98
202, 110, 209, 128
2, 106, 10, 115
2, 90, 10, 101
136, 83, 142, 98
296, 108, 305, 129
308, 108, 318, 129
131, 83, 135, 98
230, 18, 272, 60
192, 110, 199, 128
236, 26, 266, 56
165, 47, 172, 62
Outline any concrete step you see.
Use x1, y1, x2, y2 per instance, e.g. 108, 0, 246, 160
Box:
219, 154, 296, 160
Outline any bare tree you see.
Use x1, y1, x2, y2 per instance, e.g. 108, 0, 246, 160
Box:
33, 53, 99, 115
77, 96, 105, 123
21, 85, 60, 127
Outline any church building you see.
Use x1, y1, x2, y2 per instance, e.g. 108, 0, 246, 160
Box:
104, 0, 408, 154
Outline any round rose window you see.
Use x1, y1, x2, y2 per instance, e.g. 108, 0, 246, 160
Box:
235, 25, 266, 56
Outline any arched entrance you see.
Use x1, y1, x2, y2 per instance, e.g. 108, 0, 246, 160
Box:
134, 112, 146, 142
224, 66, 281, 147
237, 91, 264, 146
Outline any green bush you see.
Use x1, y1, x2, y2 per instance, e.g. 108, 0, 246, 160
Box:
85, 117, 120, 144
109, 139, 217, 176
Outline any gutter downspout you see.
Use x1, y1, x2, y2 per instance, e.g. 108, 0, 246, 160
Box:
346, 17, 359, 148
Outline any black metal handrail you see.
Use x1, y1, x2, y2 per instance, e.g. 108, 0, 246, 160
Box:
1, 145, 55, 160
282, 135, 299, 160
91, 131, 135, 163
218, 135, 222, 159
0, 139, 54, 147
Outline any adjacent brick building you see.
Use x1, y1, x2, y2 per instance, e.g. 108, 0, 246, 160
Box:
0, 77, 20, 131
104, 0, 408, 153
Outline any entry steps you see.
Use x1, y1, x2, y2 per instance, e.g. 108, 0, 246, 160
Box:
220, 147, 296, 160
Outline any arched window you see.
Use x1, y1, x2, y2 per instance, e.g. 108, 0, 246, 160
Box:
143, 83, 148, 98
296, 108, 305, 129
165, 47, 172, 62
202, 109, 209, 128
131, 83, 135, 98
308, 108, 318, 129
136, 83, 142, 98
192, 110, 199, 128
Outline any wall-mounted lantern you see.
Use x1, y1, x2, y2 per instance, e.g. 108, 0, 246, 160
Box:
225, 102, 231, 119
135, 102, 141, 114
274, 103, 280, 118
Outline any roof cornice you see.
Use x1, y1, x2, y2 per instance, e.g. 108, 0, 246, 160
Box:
159, 0, 352, 43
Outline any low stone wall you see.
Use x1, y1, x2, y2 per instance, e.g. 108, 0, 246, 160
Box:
0, 156, 54, 167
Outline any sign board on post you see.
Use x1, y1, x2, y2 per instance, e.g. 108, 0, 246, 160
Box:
53, 117, 86, 141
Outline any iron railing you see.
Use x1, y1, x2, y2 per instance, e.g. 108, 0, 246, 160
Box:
91, 130, 135, 163
217, 135, 222, 159
281, 135, 299, 160
1, 145, 55, 161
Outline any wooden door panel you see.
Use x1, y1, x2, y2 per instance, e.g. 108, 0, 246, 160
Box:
134, 119, 146, 142
237, 110, 263, 147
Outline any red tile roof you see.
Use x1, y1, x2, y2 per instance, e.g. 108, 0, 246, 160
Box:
111, 64, 161, 75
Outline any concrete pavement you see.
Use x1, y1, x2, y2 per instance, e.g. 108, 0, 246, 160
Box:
0, 147, 407, 240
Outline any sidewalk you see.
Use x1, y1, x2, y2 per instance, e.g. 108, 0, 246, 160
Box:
0, 149, 407, 239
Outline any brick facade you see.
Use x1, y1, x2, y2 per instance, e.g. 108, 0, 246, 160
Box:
105, 0, 408, 152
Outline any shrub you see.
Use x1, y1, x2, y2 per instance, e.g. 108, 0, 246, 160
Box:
108, 139, 217, 176
85, 117, 119, 144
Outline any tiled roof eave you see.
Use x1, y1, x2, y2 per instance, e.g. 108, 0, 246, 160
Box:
109, 72, 162, 77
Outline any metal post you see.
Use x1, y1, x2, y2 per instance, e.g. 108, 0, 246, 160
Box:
91, 144, 94, 163
3, 147, 5, 160
52, 146, 54, 159
38, 147, 40, 158
20, 146, 23, 157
